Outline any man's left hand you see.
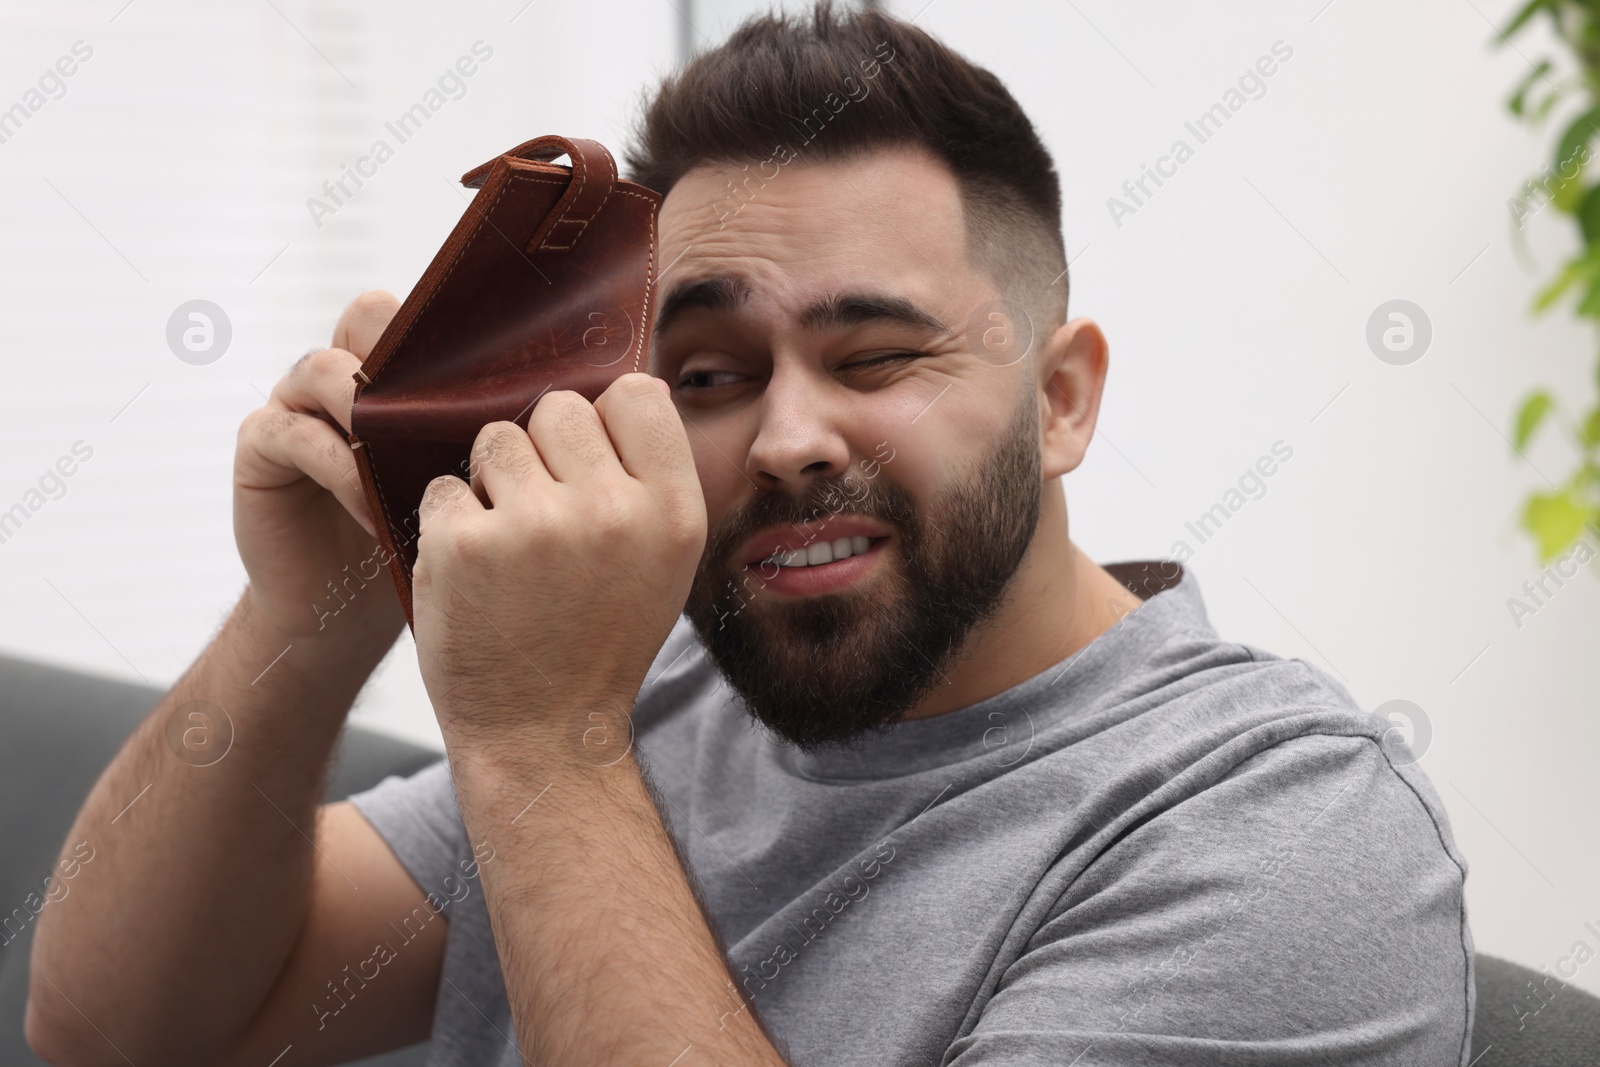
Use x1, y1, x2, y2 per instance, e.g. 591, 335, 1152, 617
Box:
410, 372, 706, 757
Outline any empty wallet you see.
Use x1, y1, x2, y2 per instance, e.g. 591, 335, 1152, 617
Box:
345, 134, 662, 628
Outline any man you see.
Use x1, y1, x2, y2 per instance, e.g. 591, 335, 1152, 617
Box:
27, 4, 1474, 1066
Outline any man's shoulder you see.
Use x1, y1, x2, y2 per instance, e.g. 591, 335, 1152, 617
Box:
1020, 616, 1465, 887
1004, 629, 1476, 1065
1109, 620, 1404, 769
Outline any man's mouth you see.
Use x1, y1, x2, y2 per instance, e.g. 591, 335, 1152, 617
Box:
737, 514, 895, 570
762, 534, 883, 569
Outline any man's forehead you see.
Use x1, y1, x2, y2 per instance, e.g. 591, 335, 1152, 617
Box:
653, 146, 976, 316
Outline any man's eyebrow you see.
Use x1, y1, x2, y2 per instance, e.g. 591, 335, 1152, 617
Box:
798, 291, 949, 335
652, 278, 952, 339
653, 276, 752, 338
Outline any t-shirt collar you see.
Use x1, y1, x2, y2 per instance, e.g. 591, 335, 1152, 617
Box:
764, 560, 1210, 781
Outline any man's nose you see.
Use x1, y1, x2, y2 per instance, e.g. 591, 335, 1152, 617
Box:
744, 359, 852, 491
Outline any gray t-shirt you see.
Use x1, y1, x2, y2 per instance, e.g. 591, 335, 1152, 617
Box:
347, 560, 1476, 1066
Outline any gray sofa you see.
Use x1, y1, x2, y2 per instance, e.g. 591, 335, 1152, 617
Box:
0, 652, 437, 1066
3, 653, 1597, 1066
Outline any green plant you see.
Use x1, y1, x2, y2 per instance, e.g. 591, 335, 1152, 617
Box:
1500, 0, 1600, 563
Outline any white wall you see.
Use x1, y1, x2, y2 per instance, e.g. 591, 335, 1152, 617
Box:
0, 0, 675, 744
2, 0, 1597, 995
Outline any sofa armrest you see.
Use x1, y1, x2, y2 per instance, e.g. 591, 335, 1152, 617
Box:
0, 651, 440, 1067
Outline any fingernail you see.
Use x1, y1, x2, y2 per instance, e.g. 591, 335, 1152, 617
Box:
653, 377, 671, 396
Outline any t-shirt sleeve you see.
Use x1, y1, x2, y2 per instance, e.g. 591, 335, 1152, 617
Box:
944, 732, 1475, 1067
344, 754, 473, 917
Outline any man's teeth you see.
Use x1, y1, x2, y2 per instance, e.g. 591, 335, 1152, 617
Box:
769, 535, 874, 568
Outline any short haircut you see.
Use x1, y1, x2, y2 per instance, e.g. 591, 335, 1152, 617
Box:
626, 0, 1069, 339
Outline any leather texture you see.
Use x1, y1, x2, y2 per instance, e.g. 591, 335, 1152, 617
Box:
347, 135, 662, 628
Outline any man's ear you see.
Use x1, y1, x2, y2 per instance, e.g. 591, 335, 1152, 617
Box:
1036, 317, 1109, 481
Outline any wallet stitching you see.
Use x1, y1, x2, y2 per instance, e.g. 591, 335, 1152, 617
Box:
517, 175, 581, 250
524, 182, 654, 368
613, 188, 655, 374
556, 136, 586, 224
587, 140, 618, 198
516, 173, 588, 252
538, 142, 618, 250
558, 139, 615, 227
571, 142, 617, 227
540, 217, 590, 252
542, 142, 590, 250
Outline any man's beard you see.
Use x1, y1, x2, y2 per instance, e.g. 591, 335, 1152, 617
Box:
683, 392, 1043, 752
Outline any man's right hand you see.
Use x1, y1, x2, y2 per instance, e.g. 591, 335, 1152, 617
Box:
234, 289, 408, 646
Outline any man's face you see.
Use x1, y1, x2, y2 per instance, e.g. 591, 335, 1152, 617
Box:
650, 145, 1044, 750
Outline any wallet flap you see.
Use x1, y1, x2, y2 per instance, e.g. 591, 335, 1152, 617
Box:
346, 134, 660, 628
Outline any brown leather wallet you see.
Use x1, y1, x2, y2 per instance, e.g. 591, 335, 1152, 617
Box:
346, 134, 661, 628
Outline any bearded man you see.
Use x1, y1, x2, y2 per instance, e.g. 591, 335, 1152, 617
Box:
28, 4, 1473, 1066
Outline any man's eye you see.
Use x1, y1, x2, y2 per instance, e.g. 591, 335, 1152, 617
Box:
677, 369, 745, 390
842, 351, 921, 371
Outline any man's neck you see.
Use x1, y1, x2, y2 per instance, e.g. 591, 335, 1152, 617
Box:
900, 480, 1146, 721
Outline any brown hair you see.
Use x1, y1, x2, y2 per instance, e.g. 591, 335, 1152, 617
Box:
626, 0, 1069, 332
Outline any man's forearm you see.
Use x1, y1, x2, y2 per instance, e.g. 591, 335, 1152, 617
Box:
447, 733, 788, 1067
26, 583, 394, 1065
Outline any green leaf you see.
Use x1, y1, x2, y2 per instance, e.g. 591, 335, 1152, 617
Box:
1532, 255, 1590, 312
1553, 107, 1600, 189
1580, 183, 1600, 244
1515, 390, 1556, 450
1521, 490, 1593, 562
1555, 168, 1589, 213
1509, 59, 1555, 116
1583, 404, 1600, 448
1500, 0, 1552, 43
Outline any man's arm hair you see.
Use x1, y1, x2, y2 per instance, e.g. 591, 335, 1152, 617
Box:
211, 801, 447, 1067
24, 586, 436, 1066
